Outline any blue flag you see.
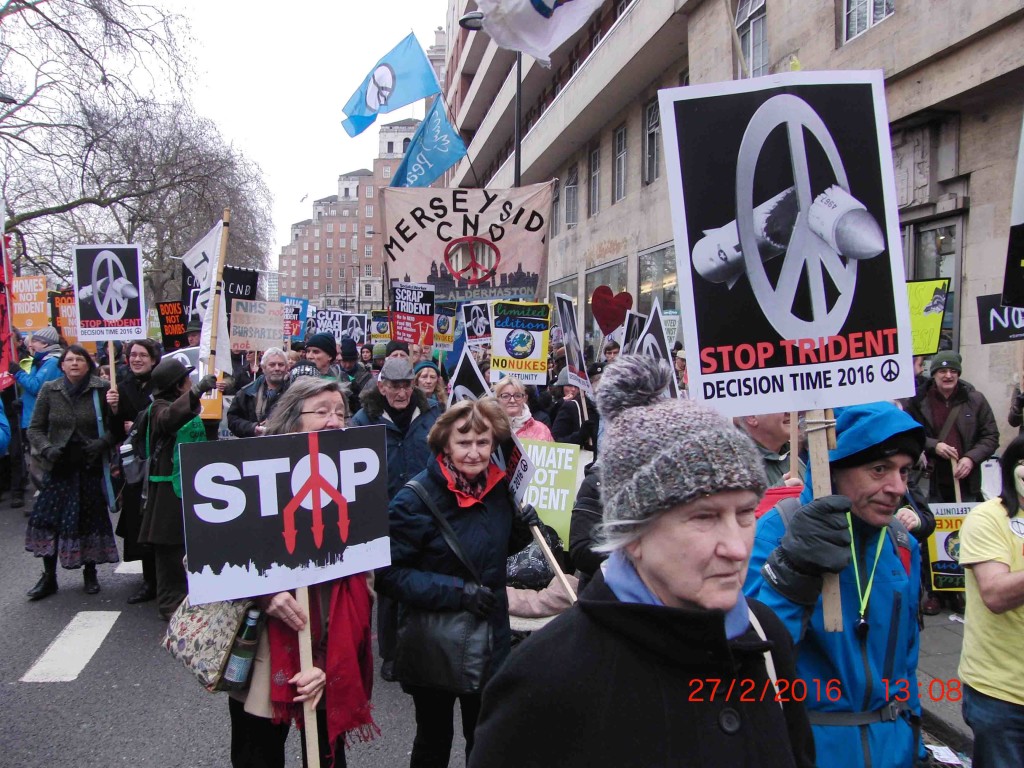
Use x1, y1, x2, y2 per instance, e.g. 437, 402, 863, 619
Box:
391, 98, 468, 188
341, 33, 441, 138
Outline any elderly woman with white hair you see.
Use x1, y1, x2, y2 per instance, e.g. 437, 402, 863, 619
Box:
469, 355, 814, 768
492, 376, 552, 441
227, 346, 291, 438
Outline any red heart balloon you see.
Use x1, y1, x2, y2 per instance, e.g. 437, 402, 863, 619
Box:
591, 285, 633, 335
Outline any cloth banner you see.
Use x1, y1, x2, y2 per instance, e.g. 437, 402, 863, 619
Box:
341, 32, 441, 137
180, 221, 223, 325
489, 301, 550, 385
157, 301, 189, 351
391, 97, 467, 188
179, 426, 391, 605
433, 303, 457, 351
906, 279, 950, 355
390, 281, 434, 346
229, 300, 285, 352
11, 275, 48, 332
382, 183, 553, 303
477, 0, 604, 67
71, 244, 146, 341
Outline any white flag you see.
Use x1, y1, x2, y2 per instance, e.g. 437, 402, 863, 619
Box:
478, 0, 604, 67
180, 221, 230, 373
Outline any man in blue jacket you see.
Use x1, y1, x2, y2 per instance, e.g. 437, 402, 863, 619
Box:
351, 356, 441, 679
8, 326, 63, 489
745, 402, 925, 768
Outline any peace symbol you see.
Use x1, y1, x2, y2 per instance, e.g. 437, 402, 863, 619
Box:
444, 236, 500, 285
880, 359, 899, 382
468, 305, 489, 336
90, 249, 132, 321
736, 95, 857, 339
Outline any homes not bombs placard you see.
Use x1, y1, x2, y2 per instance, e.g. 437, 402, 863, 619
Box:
179, 426, 391, 605
71, 244, 146, 341
489, 301, 550, 384
229, 300, 285, 352
391, 281, 434, 345
381, 184, 553, 302
660, 71, 913, 416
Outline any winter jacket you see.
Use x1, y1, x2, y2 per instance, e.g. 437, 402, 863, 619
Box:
550, 395, 599, 450
470, 569, 815, 768
902, 378, 999, 500
15, 349, 62, 429
376, 457, 533, 686
514, 417, 553, 442
115, 370, 154, 426
568, 460, 605, 591
350, 387, 440, 499
336, 362, 373, 416
27, 375, 118, 473
226, 375, 288, 438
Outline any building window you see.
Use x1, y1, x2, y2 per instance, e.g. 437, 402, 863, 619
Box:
616, 0, 632, 16
313, 281, 319, 291
314, 267, 321, 277
302, 281, 308, 290
326, 223, 333, 232
643, 101, 660, 184
330, 208, 337, 215
383, 166, 391, 179
326, 268, 332, 278
590, 30, 602, 53
612, 125, 627, 203
326, 239, 333, 248
314, 255, 320, 265
326, 253, 333, 263
302, 255, 309, 264
735, 0, 768, 78
587, 147, 601, 217
303, 242, 309, 251
342, 209, 349, 217
350, 237, 357, 250
339, 253, 346, 263
364, 283, 373, 297
302, 268, 309, 277
339, 223, 346, 233
364, 245, 373, 258
364, 264, 373, 277
365, 225, 373, 237
902, 217, 961, 349
845, 0, 893, 41
403, 138, 411, 152
366, 185, 374, 198
551, 182, 561, 237
564, 165, 579, 228
387, 141, 394, 154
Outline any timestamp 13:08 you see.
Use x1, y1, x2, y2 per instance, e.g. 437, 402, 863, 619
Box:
883, 678, 962, 702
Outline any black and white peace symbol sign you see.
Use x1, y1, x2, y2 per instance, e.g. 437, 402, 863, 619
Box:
736, 95, 857, 339
366, 65, 395, 112
91, 249, 132, 321
880, 359, 899, 382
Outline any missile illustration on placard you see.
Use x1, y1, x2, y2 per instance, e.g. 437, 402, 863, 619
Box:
692, 184, 885, 288
78, 276, 139, 305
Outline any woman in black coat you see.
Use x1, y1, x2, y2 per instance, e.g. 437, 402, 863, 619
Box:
376, 397, 535, 768
469, 356, 814, 768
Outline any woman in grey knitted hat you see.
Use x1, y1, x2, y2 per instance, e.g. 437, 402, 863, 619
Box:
469, 355, 814, 768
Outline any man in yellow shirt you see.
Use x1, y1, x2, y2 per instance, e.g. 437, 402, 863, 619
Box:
958, 435, 1024, 768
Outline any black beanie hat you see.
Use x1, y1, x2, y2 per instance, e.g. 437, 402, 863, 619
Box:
306, 332, 337, 359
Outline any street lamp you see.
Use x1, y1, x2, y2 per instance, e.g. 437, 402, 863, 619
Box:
459, 11, 521, 187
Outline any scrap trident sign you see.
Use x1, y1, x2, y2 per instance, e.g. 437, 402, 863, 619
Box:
179, 426, 390, 605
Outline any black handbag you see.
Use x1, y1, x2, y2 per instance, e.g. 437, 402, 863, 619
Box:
394, 480, 493, 695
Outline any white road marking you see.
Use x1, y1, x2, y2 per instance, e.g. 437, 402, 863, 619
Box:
115, 561, 143, 574
20, 611, 120, 683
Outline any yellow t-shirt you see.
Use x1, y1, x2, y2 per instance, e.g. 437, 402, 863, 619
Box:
957, 497, 1024, 705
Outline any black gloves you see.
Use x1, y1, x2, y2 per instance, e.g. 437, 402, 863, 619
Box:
84, 438, 108, 463
8, 361, 21, 376
516, 503, 543, 530
762, 495, 852, 606
191, 374, 218, 397
460, 583, 497, 618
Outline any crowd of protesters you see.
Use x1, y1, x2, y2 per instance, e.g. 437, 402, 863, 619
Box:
9, 319, 1024, 768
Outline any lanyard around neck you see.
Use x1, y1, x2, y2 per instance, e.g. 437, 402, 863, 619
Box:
847, 512, 886, 622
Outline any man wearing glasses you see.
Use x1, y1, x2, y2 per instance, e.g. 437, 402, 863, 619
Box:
351, 357, 441, 680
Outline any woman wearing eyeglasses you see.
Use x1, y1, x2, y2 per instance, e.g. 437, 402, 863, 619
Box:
492, 376, 553, 442
228, 377, 377, 768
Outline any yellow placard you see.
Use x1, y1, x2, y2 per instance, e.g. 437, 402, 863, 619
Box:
11, 275, 49, 331
906, 279, 950, 356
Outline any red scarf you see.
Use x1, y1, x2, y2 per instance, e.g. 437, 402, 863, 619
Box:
267, 576, 378, 760
438, 454, 504, 507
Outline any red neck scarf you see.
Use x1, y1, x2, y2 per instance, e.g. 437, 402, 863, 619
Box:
267, 576, 378, 759
438, 454, 504, 507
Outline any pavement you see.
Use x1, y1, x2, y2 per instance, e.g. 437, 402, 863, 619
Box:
918, 604, 972, 758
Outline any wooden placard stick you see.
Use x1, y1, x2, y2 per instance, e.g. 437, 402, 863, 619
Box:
107, 340, 117, 379
951, 459, 962, 504
805, 407, 843, 632
789, 411, 801, 481
295, 586, 321, 768
529, 524, 577, 604
205, 209, 231, 379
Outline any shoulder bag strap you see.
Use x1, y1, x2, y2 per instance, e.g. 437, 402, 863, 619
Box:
936, 403, 963, 444
406, 479, 483, 585
91, 388, 116, 511
747, 607, 781, 706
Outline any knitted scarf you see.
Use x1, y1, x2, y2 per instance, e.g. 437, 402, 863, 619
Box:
267, 576, 378, 759
438, 454, 504, 508
508, 403, 533, 433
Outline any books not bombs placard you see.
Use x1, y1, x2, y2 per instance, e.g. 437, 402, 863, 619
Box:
660, 71, 914, 416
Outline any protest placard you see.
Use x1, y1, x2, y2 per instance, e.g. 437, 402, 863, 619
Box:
976, 293, 1024, 345
520, 439, 582, 542
157, 301, 189, 351
381, 184, 553, 302
313, 308, 343, 336
489, 301, 550, 384
370, 309, 391, 343
1001, 109, 1024, 308
280, 295, 309, 342
71, 244, 146, 341
229, 300, 285, 352
391, 281, 434, 345
338, 314, 368, 345
906, 279, 949, 355
179, 425, 391, 605
635, 299, 681, 398
50, 288, 78, 344
462, 300, 491, 350
555, 293, 590, 393
433, 303, 457, 351
927, 503, 972, 592
661, 71, 913, 416
11, 275, 48, 331
621, 309, 647, 354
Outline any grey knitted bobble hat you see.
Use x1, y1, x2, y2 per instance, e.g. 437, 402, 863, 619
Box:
597, 355, 767, 536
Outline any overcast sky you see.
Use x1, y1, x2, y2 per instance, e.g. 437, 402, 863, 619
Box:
180, 1, 449, 256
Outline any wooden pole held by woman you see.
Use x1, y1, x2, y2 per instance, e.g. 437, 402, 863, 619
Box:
529, 524, 577, 604
295, 586, 321, 768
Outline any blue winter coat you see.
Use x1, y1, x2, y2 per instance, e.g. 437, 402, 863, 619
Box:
744, 403, 924, 768
376, 457, 533, 682
350, 387, 439, 499
16, 351, 62, 429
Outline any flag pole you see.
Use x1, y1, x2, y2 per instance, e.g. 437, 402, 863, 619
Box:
207, 209, 231, 378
